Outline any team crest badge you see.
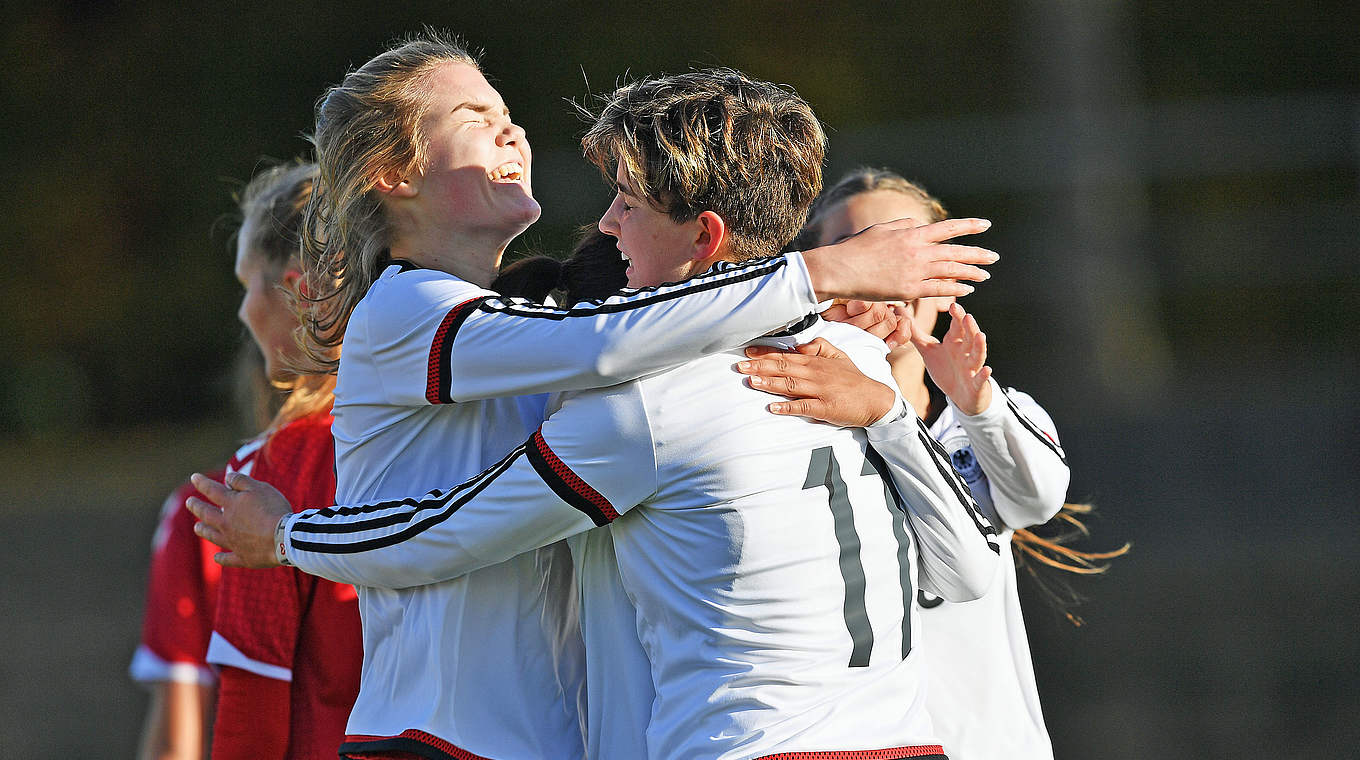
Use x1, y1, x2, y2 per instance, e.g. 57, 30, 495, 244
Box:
950, 445, 983, 484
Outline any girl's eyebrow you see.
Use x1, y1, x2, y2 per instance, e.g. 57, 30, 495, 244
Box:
451, 100, 509, 117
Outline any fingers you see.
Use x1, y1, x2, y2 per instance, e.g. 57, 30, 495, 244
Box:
942, 305, 967, 344
190, 514, 232, 550
908, 315, 939, 351
744, 345, 791, 359
224, 471, 266, 494
851, 303, 900, 343
911, 280, 977, 299
925, 258, 992, 283
819, 303, 850, 323
737, 340, 846, 399
795, 337, 848, 360
746, 373, 814, 398
214, 552, 248, 569
823, 300, 898, 342
185, 495, 223, 530
885, 317, 911, 351
970, 329, 988, 371
914, 218, 993, 243
767, 398, 826, 419
190, 473, 234, 508
740, 339, 844, 369
843, 300, 872, 317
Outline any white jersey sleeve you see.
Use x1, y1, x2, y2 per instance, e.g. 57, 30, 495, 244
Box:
865, 408, 1002, 602
360, 253, 819, 406
951, 378, 1070, 530
281, 383, 657, 589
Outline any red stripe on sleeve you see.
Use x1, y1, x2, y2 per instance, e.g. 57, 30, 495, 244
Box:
425, 298, 483, 405
530, 430, 620, 522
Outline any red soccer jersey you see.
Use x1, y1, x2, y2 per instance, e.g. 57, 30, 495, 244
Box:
132, 471, 227, 686
208, 411, 362, 760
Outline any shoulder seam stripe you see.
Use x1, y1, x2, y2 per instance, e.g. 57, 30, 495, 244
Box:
525, 429, 618, 526
474, 255, 788, 322
426, 296, 493, 405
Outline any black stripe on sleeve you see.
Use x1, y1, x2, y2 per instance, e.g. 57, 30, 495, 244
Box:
475, 255, 792, 322
916, 423, 1001, 554
1002, 388, 1068, 465
289, 443, 527, 555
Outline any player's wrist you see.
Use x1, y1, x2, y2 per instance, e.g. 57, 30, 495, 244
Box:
799, 247, 844, 301
953, 377, 1001, 419
868, 395, 912, 429
274, 514, 294, 567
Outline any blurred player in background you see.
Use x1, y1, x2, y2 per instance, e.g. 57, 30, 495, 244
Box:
743, 168, 1128, 760
202, 162, 362, 760
132, 465, 228, 760
130, 247, 287, 760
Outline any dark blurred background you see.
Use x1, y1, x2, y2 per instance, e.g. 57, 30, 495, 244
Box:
1, 1, 1356, 756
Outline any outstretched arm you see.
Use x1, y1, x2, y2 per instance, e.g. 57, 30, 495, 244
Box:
801, 216, 995, 302
372, 218, 995, 405
188, 385, 657, 588
738, 338, 1001, 601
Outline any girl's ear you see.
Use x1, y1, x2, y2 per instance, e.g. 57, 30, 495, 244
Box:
692, 210, 727, 261
375, 173, 418, 198
283, 269, 309, 298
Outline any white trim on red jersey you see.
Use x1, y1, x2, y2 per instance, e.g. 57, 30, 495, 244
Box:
128, 645, 216, 686
205, 631, 292, 682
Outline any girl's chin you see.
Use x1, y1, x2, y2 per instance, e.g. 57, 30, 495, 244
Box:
504, 195, 542, 225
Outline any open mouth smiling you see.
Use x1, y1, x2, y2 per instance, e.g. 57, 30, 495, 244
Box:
488, 161, 524, 183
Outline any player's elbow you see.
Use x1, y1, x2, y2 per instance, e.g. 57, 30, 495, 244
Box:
928, 549, 999, 603
590, 349, 634, 386
993, 465, 1069, 530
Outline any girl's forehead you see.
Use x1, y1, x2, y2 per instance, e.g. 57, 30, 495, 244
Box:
425, 61, 504, 109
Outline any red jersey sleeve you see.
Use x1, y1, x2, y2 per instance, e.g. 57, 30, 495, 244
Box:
208, 419, 335, 680
131, 474, 225, 685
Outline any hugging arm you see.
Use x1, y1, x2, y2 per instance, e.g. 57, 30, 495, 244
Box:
191, 385, 657, 588
738, 337, 1001, 600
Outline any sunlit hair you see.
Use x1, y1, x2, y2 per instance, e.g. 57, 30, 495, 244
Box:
234, 161, 335, 433
794, 167, 948, 251
581, 68, 826, 261
298, 30, 480, 373
1014, 503, 1132, 626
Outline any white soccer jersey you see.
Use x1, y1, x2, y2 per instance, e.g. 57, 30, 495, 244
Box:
284, 319, 1000, 760
566, 528, 653, 760
323, 254, 826, 759
917, 380, 1070, 760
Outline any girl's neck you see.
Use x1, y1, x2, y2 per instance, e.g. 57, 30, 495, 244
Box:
389, 230, 507, 287
888, 348, 932, 419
